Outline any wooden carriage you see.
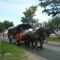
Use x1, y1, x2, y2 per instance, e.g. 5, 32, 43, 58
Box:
7, 24, 33, 43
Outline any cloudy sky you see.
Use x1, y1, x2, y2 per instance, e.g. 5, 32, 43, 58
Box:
0, 0, 52, 26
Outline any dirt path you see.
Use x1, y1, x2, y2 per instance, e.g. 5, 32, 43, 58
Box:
24, 50, 47, 60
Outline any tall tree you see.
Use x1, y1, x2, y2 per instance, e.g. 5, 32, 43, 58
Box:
39, 0, 60, 16
21, 5, 37, 27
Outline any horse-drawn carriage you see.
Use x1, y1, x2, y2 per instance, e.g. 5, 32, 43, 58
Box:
7, 24, 50, 49
8, 24, 32, 41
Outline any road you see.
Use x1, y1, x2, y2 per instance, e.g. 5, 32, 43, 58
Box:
0, 36, 60, 60
24, 43, 60, 60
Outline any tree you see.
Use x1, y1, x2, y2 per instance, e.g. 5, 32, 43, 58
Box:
3, 20, 14, 29
21, 17, 30, 24
21, 5, 37, 27
0, 22, 5, 33
47, 16, 60, 30
0, 20, 14, 33
43, 22, 48, 28
39, 0, 60, 16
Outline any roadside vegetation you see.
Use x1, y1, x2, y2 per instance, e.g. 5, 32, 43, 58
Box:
46, 37, 60, 43
0, 40, 27, 60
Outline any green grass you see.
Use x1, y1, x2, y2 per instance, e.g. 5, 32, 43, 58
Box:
0, 40, 27, 60
46, 37, 60, 43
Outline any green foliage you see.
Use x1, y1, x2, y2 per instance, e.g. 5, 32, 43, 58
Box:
0, 22, 5, 33
0, 41, 27, 60
39, 0, 60, 16
21, 5, 38, 27
21, 17, 30, 24
0, 20, 14, 33
46, 37, 60, 42
23, 5, 37, 18
47, 16, 60, 30
3, 20, 14, 29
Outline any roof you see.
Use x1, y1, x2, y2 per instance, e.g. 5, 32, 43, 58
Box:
8, 24, 33, 33
8, 26, 16, 30
17, 24, 32, 30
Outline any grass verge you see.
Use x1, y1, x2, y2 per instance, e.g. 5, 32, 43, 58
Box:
0, 40, 27, 60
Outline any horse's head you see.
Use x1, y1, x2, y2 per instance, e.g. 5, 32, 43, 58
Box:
45, 28, 56, 38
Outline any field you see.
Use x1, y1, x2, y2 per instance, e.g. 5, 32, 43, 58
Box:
0, 40, 27, 60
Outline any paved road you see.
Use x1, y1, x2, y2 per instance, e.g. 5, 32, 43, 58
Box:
24, 43, 60, 60
0, 36, 60, 60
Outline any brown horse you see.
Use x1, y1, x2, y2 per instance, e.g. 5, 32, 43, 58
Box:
24, 27, 50, 49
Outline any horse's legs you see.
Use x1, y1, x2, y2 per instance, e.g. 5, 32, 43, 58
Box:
35, 40, 39, 50
31, 40, 34, 48
24, 40, 30, 48
40, 37, 45, 49
28, 40, 30, 48
40, 40, 43, 49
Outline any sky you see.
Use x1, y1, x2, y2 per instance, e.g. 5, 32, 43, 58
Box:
0, 0, 52, 26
